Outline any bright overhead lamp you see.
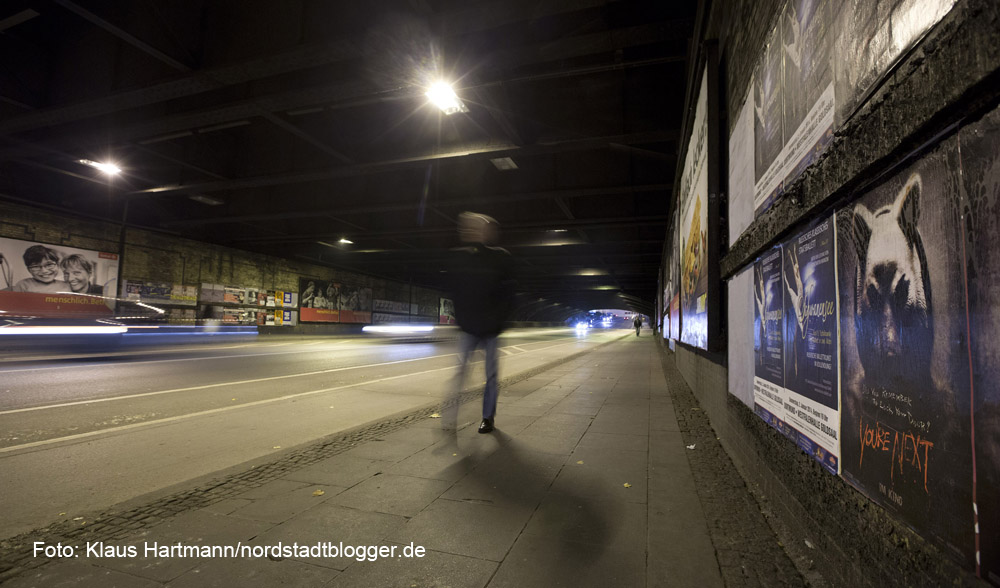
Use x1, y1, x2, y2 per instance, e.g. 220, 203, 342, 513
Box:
78, 159, 121, 175
425, 82, 468, 115
338, 238, 353, 245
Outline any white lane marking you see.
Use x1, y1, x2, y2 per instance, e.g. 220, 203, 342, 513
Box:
0, 353, 458, 415
509, 345, 526, 352
0, 364, 458, 455
0, 338, 584, 455
0, 337, 582, 415
500, 348, 513, 356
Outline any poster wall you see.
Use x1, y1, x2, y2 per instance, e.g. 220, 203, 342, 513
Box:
753, 247, 787, 433
299, 278, 339, 322
783, 217, 839, 474
679, 68, 709, 349
0, 236, 118, 315
122, 280, 197, 307
837, 136, 974, 569
960, 107, 1000, 585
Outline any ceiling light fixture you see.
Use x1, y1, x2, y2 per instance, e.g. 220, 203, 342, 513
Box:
425, 82, 468, 115
189, 194, 223, 206
490, 157, 518, 171
338, 238, 353, 245
78, 159, 121, 175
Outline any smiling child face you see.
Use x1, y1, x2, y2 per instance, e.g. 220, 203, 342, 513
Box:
28, 260, 60, 283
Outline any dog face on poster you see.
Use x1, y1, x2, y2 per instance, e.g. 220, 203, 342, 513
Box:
850, 173, 934, 391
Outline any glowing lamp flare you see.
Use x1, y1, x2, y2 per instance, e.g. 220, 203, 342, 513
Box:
425, 82, 468, 115
78, 159, 121, 175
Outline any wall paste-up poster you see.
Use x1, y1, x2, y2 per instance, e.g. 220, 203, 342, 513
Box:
339, 284, 372, 323
754, 247, 788, 434
958, 106, 1000, 585
837, 136, 974, 568
783, 217, 839, 474
0, 236, 119, 315
298, 278, 339, 322
679, 68, 709, 349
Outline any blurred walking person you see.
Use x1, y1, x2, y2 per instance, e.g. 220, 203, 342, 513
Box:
444, 212, 516, 435
633, 315, 642, 336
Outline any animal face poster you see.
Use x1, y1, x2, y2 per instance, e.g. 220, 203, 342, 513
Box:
837, 136, 974, 568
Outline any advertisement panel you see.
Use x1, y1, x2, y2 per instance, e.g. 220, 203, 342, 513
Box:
837, 137, 974, 568
122, 281, 197, 307
729, 88, 755, 245
782, 217, 839, 474
728, 266, 755, 408
0, 236, 118, 315
679, 68, 709, 349
753, 247, 787, 434
339, 284, 372, 323
439, 298, 456, 325
958, 108, 1000, 584
298, 278, 339, 322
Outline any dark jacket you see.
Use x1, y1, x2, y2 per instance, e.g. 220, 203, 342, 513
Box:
450, 244, 516, 337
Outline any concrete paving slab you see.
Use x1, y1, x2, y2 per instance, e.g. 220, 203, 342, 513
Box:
549, 464, 647, 504
331, 474, 452, 517
386, 446, 488, 482
252, 503, 407, 570
85, 535, 200, 582
504, 432, 578, 455
488, 534, 644, 588
338, 439, 425, 463
577, 431, 649, 452
229, 484, 341, 524
439, 472, 552, 511
280, 455, 391, 488
328, 546, 496, 588
167, 557, 338, 588
390, 498, 532, 561
568, 445, 648, 469
473, 446, 568, 481
137, 510, 272, 545
199, 497, 252, 516
237, 479, 311, 500
3, 560, 162, 588
521, 492, 646, 552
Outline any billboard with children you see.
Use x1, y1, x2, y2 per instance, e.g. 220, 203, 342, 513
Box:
0, 236, 119, 315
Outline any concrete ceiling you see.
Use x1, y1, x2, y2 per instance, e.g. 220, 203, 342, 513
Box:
0, 0, 696, 320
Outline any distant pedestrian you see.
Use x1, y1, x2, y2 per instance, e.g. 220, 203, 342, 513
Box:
633, 315, 642, 336
445, 212, 516, 434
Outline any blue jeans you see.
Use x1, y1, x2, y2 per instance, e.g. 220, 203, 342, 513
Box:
449, 331, 499, 424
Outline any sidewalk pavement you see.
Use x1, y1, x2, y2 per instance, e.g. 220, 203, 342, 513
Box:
5, 334, 746, 588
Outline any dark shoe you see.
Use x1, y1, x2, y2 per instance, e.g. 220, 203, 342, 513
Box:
478, 418, 494, 434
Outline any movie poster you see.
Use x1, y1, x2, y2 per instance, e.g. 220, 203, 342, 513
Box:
753, 25, 785, 216
782, 217, 839, 474
958, 107, 1000, 585
833, 0, 954, 127
298, 278, 339, 322
729, 89, 755, 245
754, 247, 787, 433
0, 236, 118, 315
339, 284, 372, 323
679, 68, 709, 349
837, 136, 974, 567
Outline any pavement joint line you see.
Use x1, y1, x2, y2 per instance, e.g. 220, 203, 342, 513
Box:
0, 333, 628, 581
